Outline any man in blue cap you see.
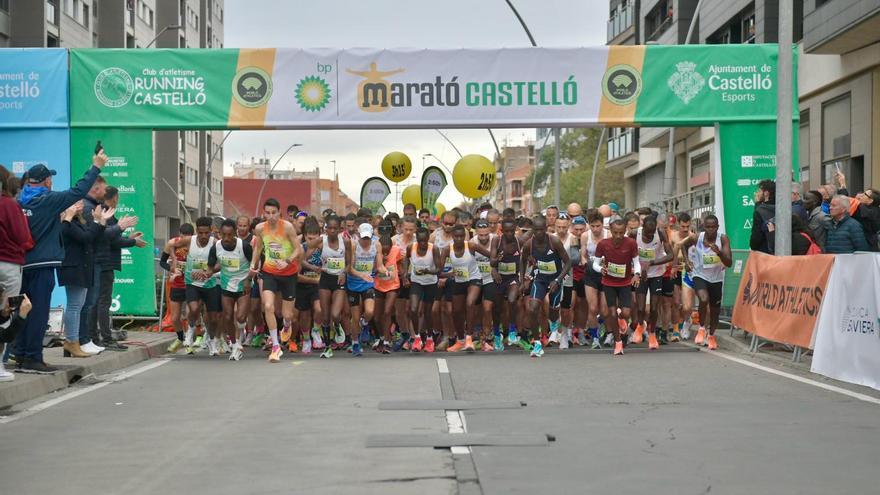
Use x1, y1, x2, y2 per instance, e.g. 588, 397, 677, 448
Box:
13, 153, 107, 374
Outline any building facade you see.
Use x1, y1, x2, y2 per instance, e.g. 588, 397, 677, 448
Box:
493, 143, 536, 215
605, 0, 878, 214
0, 0, 225, 247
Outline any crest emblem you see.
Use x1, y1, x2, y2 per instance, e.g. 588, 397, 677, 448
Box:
667, 61, 704, 105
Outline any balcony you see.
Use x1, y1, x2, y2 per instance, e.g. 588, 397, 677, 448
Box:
607, 3, 634, 43
606, 128, 639, 168
803, 0, 880, 54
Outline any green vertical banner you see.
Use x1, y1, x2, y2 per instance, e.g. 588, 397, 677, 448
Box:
420, 166, 447, 215
716, 121, 799, 250
360, 177, 391, 215
71, 128, 155, 315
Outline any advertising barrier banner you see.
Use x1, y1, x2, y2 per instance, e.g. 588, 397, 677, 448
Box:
71, 128, 155, 316
0, 48, 68, 128
69, 45, 788, 129
811, 254, 880, 391
731, 252, 834, 349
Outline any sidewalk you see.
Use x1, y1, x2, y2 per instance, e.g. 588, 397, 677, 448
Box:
0, 331, 176, 410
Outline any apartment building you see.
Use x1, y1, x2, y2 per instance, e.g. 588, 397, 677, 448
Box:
493, 143, 537, 215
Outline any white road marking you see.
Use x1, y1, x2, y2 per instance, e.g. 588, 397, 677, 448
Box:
703, 348, 880, 406
436, 358, 449, 373
437, 358, 471, 454
0, 358, 172, 425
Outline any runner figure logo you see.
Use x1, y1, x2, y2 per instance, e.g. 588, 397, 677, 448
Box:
667, 61, 704, 105
346, 62, 404, 112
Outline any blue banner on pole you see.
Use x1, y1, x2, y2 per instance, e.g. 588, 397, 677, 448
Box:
0, 48, 69, 128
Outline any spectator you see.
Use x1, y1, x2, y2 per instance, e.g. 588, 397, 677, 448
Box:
804, 190, 830, 250
853, 188, 880, 251
14, 155, 106, 374
93, 186, 145, 350
59, 200, 107, 358
0, 292, 32, 382
749, 179, 776, 254
791, 215, 818, 255
0, 165, 34, 381
819, 183, 837, 214
791, 182, 809, 223
825, 195, 869, 254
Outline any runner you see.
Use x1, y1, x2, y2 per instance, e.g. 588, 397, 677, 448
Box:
373, 221, 404, 354
670, 212, 695, 341
346, 222, 386, 357
634, 214, 673, 350
211, 219, 253, 361
296, 219, 324, 355
307, 214, 351, 359
391, 216, 417, 351
569, 215, 588, 345
472, 219, 502, 351
580, 210, 609, 349
160, 223, 193, 353
678, 214, 732, 350
520, 215, 571, 358
251, 198, 303, 363
496, 219, 524, 348
439, 224, 492, 353
404, 227, 441, 352
430, 210, 456, 351
554, 213, 578, 349
593, 219, 641, 356
245, 216, 265, 347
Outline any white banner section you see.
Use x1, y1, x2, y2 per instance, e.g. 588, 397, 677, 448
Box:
811, 253, 880, 391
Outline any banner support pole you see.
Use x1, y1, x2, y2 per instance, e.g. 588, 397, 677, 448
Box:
774, 0, 794, 256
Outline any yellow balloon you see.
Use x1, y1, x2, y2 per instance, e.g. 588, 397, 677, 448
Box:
381, 151, 412, 183
401, 184, 421, 208
432, 202, 446, 218
453, 154, 496, 199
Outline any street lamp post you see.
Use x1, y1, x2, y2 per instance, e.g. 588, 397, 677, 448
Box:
199, 130, 232, 217
144, 24, 181, 49
254, 144, 303, 216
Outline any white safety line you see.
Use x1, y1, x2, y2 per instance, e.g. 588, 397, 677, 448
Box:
703, 348, 880, 406
0, 358, 171, 425
436, 358, 449, 374
437, 358, 471, 454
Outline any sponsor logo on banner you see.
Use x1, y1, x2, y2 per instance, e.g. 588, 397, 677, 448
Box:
232, 67, 273, 108
294, 75, 331, 112
732, 252, 835, 348
0, 71, 43, 110
94, 66, 207, 108
348, 61, 579, 112
667, 61, 704, 105
602, 64, 642, 105
741, 155, 775, 168
840, 305, 877, 335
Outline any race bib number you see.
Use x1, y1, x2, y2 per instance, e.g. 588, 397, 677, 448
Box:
267, 242, 283, 260
478, 261, 492, 274
639, 247, 656, 261
498, 262, 516, 275
325, 257, 345, 274
607, 262, 627, 278
220, 257, 239, 269
354, 260, 374, 273
379, 265, 395, 280
303, 271, 320, 280
702, 252, 721, 267
192, 259, 208, 271
443, 259, 453, 273
454, 267, 470, 281
537, 260, 557, 275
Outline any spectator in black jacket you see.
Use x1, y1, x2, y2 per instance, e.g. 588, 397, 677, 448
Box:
0, 292, 31, 382
91, 186, 145, 349
749, 180, 776, 254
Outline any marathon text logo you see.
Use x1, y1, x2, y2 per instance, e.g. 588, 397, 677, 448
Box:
741, 273, 823, 317
839, 305, 876, 335
348, 62, 577, 112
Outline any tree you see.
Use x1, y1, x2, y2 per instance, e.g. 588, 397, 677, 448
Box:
526, 128, 624, 211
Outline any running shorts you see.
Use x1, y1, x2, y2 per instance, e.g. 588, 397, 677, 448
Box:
319, 272, 346, 291
347, 288, 375, 306
692, 277, 723, 307
530, 279, 562, 309
602, 285, 632, 309
170, 287, 186, 303
185, 285, 222, 312
295, 282, 319, 311
261, 272, 296, 301
410, 282, 438, 304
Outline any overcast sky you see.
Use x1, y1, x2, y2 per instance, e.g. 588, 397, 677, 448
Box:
223, 0, 607, 210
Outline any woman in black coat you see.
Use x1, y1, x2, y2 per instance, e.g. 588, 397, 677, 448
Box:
59, 200, 108, 357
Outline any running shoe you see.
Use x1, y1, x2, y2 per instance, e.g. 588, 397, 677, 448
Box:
617, 319, 628, 335
183, 328, 195, 347
559, 331, 570, 350
591, 337, 602, 350
447, 339, 464, 352
280, 326, 292, 344
334, 325, 346, 345
516, 339, 533, 352
648, 332, 659, 350
681, 321, 691, 341
435, 338, 450, 352
613, 341, 624, 356
250, 333, 264, 348
464, 335, 476, 352
359, 325, 371, 346
194, 335, 205, 349
380, 341, 392, 354
268, 345, 283, 363
320, 347, 334, 358
694, 327, 706, 346
185, 344, 196, 355
493, 334, 504, 352
669, 331, 682, 343
707, 335, 718, 350
603, 333, 615, 346
352, 342, 363, 357
631, 323, 645, 344
287, 340, 298, 353
507, 330, 519, 346
218, 338, 230, 355
374, 340, 385, 354
167, 340, 182, 354
311, 328, 325, 350
207, 338, 218, 357
530, 341, 544, 358
547, 330, 560, 346
402, 338, 412, 351
302, 340, 312, 355
412, 335, 423, 352
229, 343, 244, 361
482, 341, 494, 352
658, 330, 669, 345
424, 337, 435, 353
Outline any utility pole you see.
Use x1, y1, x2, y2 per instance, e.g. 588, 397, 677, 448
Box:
774, 0, 793, 255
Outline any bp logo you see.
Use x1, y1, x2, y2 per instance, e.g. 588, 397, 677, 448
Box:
668, 61, 705, 105
602, 64, 642, 105
233, 67, 273, 108
94, 67, 134, 108
295, 75, 331, 112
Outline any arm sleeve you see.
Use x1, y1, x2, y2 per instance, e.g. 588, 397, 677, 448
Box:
52, 166, 100, 213
591, 243, 604, 272
159, 252, 172, 271
243, 242, 253, 262
631, 255, 642, 275
208, 245, 218, 266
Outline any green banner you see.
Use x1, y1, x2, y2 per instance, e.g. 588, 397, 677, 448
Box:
360, 177, 391, 215
71, 128, 155, 315
717, 122, 799, 251
420, 166, 447, 214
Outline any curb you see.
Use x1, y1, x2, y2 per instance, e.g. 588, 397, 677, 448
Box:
0, 332, 176, 410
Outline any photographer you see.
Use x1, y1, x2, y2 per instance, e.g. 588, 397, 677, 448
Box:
0, 293, 32, 381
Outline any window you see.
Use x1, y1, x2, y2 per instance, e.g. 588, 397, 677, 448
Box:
708, 5, 755, 44
0, 0, 9, 13
607, 128, 638, 161
47, 0, 58, 25
178, 131, 185, 152
742, 13, 756, 43
93, 0, 98, 17
822, 94, 850, 163
186, 167, 198, 185
511, 180, 523, 198
645, 0, 672, 41
799, 110, 810, 187
607, 0, 633, 41
83, 4, 89, 28
689, 151, 711, 187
